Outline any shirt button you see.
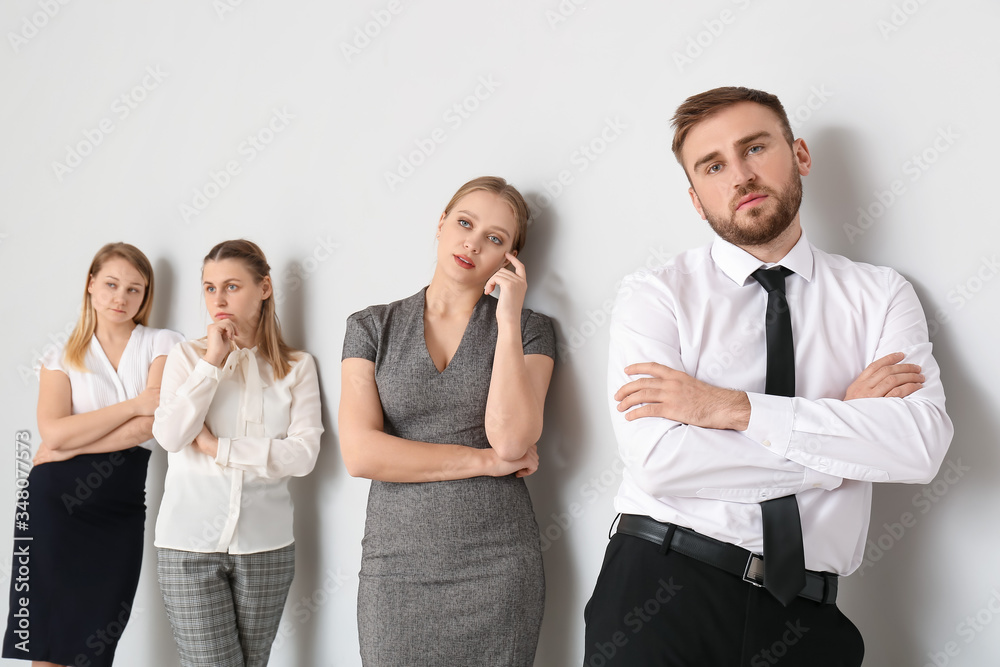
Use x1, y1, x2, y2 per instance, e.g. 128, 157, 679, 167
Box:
813, 483, 821, 488
762, 440, 771, 447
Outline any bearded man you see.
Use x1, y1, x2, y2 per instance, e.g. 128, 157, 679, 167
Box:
582, 87, 954, 666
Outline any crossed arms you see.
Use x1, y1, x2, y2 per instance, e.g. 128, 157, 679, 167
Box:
610, 271, 954, 504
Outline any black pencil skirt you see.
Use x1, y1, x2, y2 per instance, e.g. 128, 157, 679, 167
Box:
2, 446, 150, 666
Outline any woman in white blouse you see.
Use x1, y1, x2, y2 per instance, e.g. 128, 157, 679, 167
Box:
152, 239, 323, 667
2, 243, 183, 667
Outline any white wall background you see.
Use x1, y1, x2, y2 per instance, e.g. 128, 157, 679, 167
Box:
1, 1, 997, 665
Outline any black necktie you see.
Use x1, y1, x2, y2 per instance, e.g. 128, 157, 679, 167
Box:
751, 267, 805, 606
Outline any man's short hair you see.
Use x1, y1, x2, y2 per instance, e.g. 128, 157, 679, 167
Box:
670, 87, 795, 167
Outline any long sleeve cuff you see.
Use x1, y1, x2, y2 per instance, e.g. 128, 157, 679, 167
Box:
744, 392, 843, 492
744, 391, 793, 455
194, 358, 223, 381
216, 437, 232, 466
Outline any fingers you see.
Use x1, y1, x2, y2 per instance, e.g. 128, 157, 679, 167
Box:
885, 382, 924, 399
512, 444, 539, 477
32, 446, 48, 466
860, 353, 921, 385
486, 262, 526, 295
615, 369, 674, 401
220, 319, 238, 339
623, 404, 658, 421
505, 252, 526, 278
209, 319, 238, 340
616, 385, 663, 411
623, 362, 672, 378
864, 352, 906, 376
869, 363, 922, 384
874, 372, 925, 397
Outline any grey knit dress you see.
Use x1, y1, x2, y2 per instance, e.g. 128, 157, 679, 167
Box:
342, 287, 556, 667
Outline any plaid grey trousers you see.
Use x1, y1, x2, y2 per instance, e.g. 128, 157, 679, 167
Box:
157, 544, 295, 667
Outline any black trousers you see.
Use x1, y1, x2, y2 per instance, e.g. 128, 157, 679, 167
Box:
583, 533, 865, 667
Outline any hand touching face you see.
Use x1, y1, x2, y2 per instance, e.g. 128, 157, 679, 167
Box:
202, 258, 271, 365
436, 190, 519, 285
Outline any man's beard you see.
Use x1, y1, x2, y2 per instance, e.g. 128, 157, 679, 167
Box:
702, 170, 803, 247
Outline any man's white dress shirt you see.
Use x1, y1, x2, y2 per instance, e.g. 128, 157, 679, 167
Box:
609, 231, 953, 575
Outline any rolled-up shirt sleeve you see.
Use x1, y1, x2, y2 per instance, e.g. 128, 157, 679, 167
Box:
609, 272, 843, 504
214, 353, 323, 479
743, 271, 953, 483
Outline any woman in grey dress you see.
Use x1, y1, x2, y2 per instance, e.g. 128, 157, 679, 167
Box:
340, 176, 556, 666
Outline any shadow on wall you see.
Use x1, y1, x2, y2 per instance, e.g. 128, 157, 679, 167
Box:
800, 127, 873, 259
151, 257, 175, 335
279, 256, 344, 666
841, 291, 993, 666
145, 256, 184, 665
519, 192, 589, 666
805, 128, 999, 665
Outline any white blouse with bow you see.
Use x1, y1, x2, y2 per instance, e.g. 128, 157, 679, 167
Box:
152, 339, 323, 554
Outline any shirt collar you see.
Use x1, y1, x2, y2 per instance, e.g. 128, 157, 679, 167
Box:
710, 228, 815, 286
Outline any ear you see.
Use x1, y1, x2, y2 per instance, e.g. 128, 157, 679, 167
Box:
87, 274, 96, 294
260, 275, 273, 300
688, 187, 707, 220
792, 137, 811, 176
437, 212, 447, 236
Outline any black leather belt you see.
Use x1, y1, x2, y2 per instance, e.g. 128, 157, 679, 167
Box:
616, 514, 838, 605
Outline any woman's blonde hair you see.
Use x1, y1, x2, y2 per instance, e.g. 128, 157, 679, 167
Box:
442, 176, 530, 254
203, 239, 297, 379
65, 243, 154, 371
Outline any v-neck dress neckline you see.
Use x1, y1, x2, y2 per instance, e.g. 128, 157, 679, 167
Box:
418, 286, 488, 375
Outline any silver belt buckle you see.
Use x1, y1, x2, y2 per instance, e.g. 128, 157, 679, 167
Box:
743, 553, 765, 587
